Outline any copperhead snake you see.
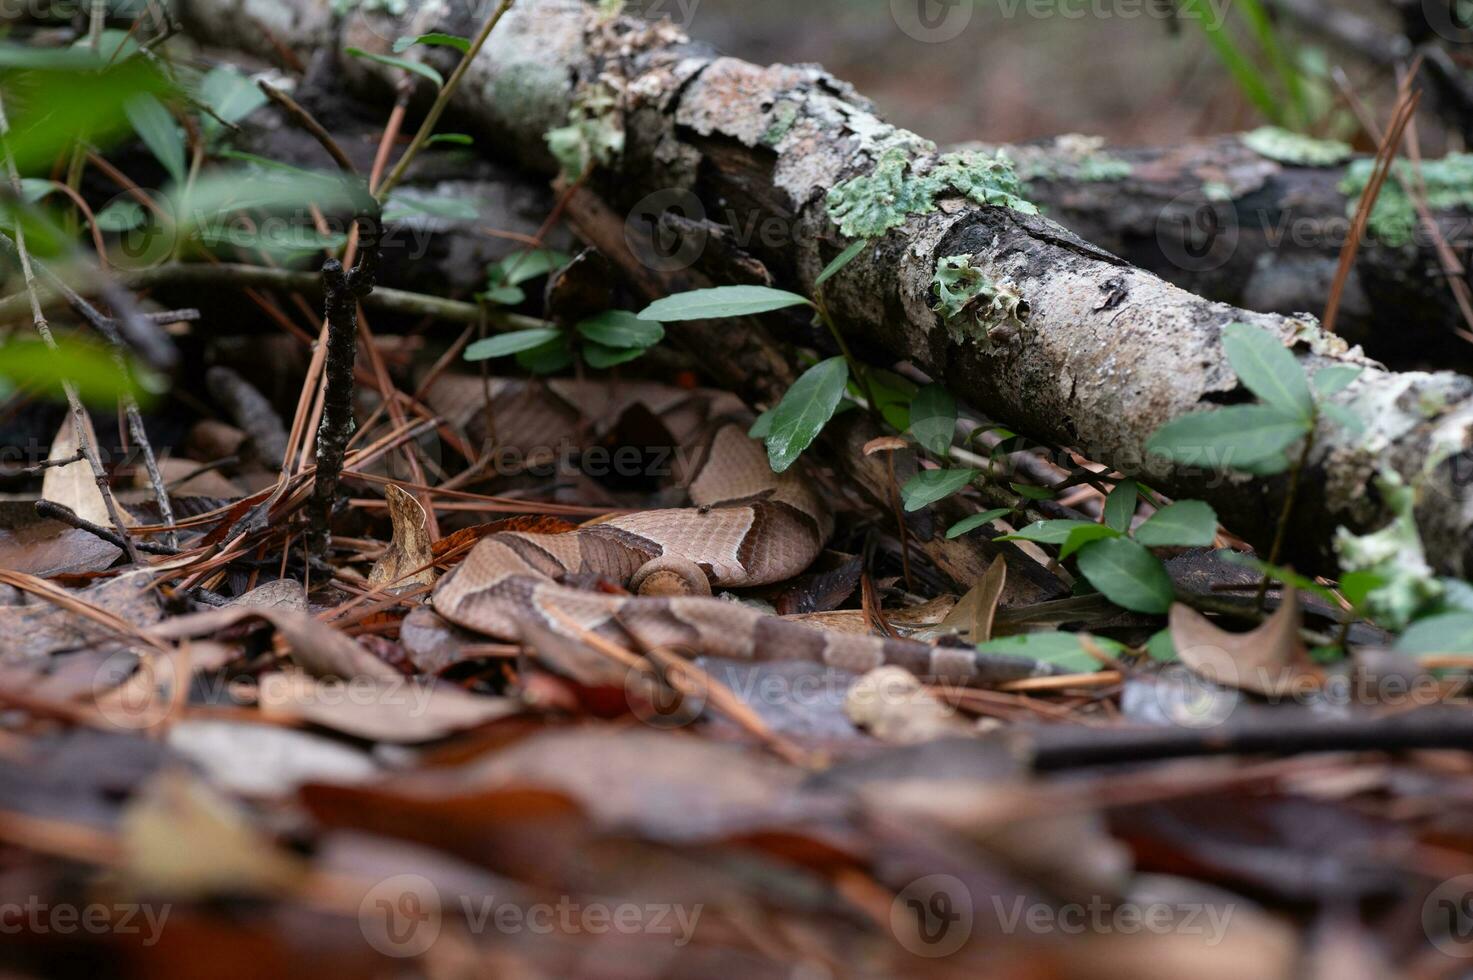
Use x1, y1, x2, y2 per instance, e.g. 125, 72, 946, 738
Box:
427, 379, 1054, 687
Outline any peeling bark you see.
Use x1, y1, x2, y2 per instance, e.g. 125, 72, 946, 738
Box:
177, 0, 1473, 580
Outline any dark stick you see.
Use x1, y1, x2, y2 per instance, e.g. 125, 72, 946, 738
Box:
308, 213, 382, 559
1022, 710, 1473, 770
34, 500, 179, 556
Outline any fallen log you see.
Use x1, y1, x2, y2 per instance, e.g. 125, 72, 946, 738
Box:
176, 0, 1473, 580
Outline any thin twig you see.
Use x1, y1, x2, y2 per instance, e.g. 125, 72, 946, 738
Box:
257, 81, 359, 175
34, 501, 179, 556
376, 0, 518, 200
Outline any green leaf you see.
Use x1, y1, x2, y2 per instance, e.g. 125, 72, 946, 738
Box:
1145, 629, 1178, 663
1147, 404, 1310, 470
0, 338, 154, 408
1011, 483, 1056, 500
946, 509, 1012, 539
197, 66, 268, 137
1134, 500, 1219, 548
1221, 322, 1313, 421
908, 384, 956, 457
575, 310, 664, 349
1339, 570, 1387, 610
427, 133, 474, 145
583, 341, 648, 369
1103, 480, 1138, 533
900, 468, 980, 512
94, 199, 144, 232
480, 286, 526, 306
639, 286, 812, 322
977, 632, 1123, 674
383, 194, 480, 222
124, 93, 186, 186
392, 32, 471, 54
1313, 365, 1363, 396
516, 335, 574, 375
1320, 403, 1366, 434
1075, 538, 1175, 614
464, 328, 563, 361
748, 408, 775, 439
867, 369, 918, 432
345, 48, 444, 89
765, 357, 848, 473
1059, 524, 1123, 560
489, 249, 571, 288
815, 240, 867, 287
1396, 613, 1473, 655
996, 519, 1100, 545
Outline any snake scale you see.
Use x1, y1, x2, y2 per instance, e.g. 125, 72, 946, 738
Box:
428, 379, 1054, 687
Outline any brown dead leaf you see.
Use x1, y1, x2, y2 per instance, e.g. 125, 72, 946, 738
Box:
150, 606, 401, 681
41, 416, 134, 528
368, 484, 438, 590
119, 770, 306, 898
845, 666, 974, 744
1170, 589, 1318, 696
0, 569, 162, 662
256, 672, 521, 743
939, 554, 1007, 643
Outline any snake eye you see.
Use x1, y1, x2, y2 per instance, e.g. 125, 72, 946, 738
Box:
630, 555, 713, 598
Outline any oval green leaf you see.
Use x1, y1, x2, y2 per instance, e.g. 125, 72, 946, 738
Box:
464, 328, 563, 361
638, 285, 812, 322
1074, 537, 1175, 614
1134, 500, 1220, 548
946, 509, 1012, 539
908, 384, 957, 456
1146, 403, 1310, 470
900, 468, 981, 512
1221, 322, 1313, 421
575, 310, 664, 349
765, 357, 849, 473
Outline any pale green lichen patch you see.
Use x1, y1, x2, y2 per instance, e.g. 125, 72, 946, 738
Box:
545, 83, 624, 179
761, 101, 800, 147
1341, 153, 1473, 246
1334, 471, 1442, 629
1010, 134, 1132, 183
931, 255, 1030, 350
1241, 126, 1352, 167
826, 148, 1037, 239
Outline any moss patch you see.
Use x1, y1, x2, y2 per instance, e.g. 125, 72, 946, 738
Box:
1011, 134, 1132, 183
1340, 153, 1473, 246
826, 148, 1036, 239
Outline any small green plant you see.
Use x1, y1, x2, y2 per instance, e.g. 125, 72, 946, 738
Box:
466, 250, 665, 376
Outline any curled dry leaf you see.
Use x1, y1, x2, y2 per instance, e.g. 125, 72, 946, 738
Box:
845, 665, 974, 744
862, 435, 909, 456
42, 415, 134, 528
938, 554, 1007, 643
368, 484, 439, 590
1170, 588, 1318, 696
